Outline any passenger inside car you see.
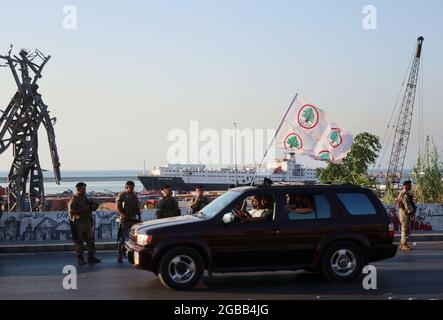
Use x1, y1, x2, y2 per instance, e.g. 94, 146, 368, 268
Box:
234, 195, 274, 222
285, 193, 316, 220
294, 195, 315, 214
285, 194, 299, 212
251, 195, 273, 219
248, 196, 262, 216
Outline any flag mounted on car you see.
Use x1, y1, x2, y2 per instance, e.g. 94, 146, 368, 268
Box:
274, 94, 353, 164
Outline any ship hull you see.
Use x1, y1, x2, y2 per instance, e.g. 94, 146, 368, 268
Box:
138, 176, 234, 192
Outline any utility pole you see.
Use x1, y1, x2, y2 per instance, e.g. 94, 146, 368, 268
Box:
386, 37, 424, 187
425, 135, 430, 163
233, 122, 238, 187
0, 46, 61, 212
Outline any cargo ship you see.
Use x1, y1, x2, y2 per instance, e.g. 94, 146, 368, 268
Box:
138, 153, 318, 192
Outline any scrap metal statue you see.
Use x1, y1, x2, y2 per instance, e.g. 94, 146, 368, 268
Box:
0, 46, 61, 212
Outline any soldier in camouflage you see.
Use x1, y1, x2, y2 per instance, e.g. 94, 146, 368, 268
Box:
68, 182, 101, 265
0, 196, 4, 219
116, 181, 141, 263
189, 185, 211, 214
156, 185, 181, 219
397, 181, 417, 251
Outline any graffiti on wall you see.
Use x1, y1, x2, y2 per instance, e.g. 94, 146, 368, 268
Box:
1, 204, 442, 243
0, 200, 192, 242
385, 204, 443, 232
0, 210, 158, 242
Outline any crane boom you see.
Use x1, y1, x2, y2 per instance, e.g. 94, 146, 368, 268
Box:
386, 36, 424, 187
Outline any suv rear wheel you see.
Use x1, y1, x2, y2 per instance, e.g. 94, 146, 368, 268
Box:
321, 241, 364, 282
158, 247, 204, 290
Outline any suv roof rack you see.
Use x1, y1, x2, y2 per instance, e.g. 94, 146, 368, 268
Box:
250, 182, 362, 188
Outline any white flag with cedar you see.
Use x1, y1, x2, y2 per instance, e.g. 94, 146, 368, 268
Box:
275, 95, 353, 163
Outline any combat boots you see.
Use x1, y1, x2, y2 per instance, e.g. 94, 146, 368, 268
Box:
87, 255, 101, 264
77, 256, 87, 265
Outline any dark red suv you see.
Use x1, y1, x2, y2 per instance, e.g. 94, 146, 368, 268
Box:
125, 185, 397, 290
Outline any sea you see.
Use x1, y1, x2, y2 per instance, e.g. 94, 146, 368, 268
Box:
0, 168, 415, 195
0, 170, 145, 194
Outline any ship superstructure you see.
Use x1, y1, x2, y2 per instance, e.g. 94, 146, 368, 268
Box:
138, 153, 317, 191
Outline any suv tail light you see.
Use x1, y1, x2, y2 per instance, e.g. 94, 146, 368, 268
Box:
388, 222, 395, 239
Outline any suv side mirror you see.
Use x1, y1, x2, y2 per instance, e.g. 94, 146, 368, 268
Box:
222, 212, 235, 224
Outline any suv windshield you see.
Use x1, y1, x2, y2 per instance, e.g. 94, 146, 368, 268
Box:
195, 191, 241, 219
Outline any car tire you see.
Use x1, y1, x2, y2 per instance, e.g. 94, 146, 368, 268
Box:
321, 241, 364, 282
158, 247, 204, 290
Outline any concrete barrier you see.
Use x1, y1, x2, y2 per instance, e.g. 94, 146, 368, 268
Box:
0, 210, 151, 242
1, 203, 442, 244
386, 204, 443, 232
0, 200, 191, 243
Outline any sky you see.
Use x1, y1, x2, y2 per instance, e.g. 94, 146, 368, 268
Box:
0, 0, 442, 172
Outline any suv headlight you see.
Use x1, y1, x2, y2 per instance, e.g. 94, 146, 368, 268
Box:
136, 233, 153, 246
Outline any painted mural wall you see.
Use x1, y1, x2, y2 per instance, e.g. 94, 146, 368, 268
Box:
0, 204, 442, 243
0, 201, 191, 242
386, 204, 443, 232
0, 210, 154, 242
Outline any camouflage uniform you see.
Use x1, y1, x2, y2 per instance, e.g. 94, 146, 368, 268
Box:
0, 197, 4, 219
68, 194, 96, 259
116, 192, 141, 259
156, 196, 181, 219
190, 195, 211, 214
397, 190, 417, 247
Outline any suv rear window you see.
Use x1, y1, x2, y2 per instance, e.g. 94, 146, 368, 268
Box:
337, 193, 376, 216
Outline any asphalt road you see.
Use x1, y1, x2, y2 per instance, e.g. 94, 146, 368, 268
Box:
1, 243, 442, 300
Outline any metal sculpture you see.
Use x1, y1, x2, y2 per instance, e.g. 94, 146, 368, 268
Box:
0, 46, 61, 212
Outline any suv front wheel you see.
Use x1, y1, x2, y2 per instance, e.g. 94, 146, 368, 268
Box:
158, 247, 204, 290
321, 241, 364, 282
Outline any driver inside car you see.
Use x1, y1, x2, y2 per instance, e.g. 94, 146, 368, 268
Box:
234, 195, 273, 222
248, 196, 262, 216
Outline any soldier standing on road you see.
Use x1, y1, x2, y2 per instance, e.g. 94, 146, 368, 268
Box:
0, 196, 4, 219
397, 180, 417, 252
189, 185, 211, 215
263, 178, 273, 187
68, 182, 101, 265
156, 185, 181, 219
116, 181, 141, 263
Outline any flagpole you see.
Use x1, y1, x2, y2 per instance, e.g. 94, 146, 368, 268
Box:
250, 93, 299, 186
233, 122, 238, 187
